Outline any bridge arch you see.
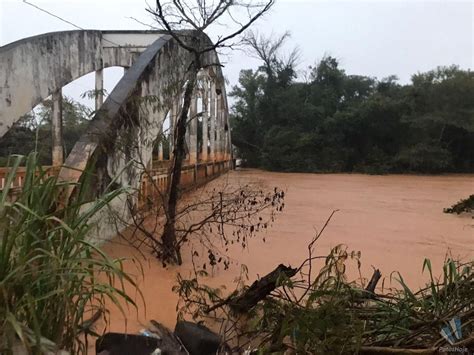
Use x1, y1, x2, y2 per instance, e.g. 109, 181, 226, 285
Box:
0, 30, 170, 135
0, 30, 232, 242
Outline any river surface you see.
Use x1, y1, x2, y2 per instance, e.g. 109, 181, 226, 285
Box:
100, 169, 473, 334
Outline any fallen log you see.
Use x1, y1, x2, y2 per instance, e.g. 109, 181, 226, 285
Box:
228, 264, 297, 313
206, 264, 297, 314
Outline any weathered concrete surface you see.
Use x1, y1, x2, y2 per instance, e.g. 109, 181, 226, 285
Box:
57, 34, 172, 189
51, 89, 63, 166
0, 30, 233, 244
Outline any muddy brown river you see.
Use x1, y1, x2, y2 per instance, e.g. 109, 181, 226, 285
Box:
100, 169, 473, 334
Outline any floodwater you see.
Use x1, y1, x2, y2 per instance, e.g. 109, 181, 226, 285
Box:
100, 169, 473, 335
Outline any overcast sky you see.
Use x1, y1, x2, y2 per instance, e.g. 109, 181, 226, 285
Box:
1, 0, 472, 108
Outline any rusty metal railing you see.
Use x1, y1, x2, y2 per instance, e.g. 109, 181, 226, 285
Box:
0, 160, 232, 207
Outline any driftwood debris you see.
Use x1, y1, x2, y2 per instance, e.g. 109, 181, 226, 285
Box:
365, 269, 382, 295
228, 264, 297, 313
444, 194, 474, 215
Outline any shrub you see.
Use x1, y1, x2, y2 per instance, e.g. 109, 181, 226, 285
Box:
444, 194, 474, 214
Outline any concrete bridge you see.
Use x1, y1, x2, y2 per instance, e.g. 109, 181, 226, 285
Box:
0, 30, 232, 241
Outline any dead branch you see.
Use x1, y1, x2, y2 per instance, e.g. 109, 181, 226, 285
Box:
228, 264, 297, 313
365, 269, 382, 295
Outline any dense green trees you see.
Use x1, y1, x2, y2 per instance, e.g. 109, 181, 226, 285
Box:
0, 97, 91, 166
231, 54, 474, 173
2, 62, 472, 175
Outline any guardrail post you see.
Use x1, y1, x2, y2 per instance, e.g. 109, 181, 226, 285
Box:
158, 142, 164, 161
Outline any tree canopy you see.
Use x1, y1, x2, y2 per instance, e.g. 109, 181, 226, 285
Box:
231, 54, 474, 174
0, 96, 91, 166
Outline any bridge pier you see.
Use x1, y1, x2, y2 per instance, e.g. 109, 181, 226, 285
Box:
216, 90, 224, 161
95, 69, 104, 110
158, 142, 164, 161
51, 89, 63, 166
169, 100, 178, 161
188, 94, 198, 165
224, 102, 231, 161
210, 80, 216, 162
201, 85, 209, 162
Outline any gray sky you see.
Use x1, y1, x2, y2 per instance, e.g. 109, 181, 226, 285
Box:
1, 0, 472, 108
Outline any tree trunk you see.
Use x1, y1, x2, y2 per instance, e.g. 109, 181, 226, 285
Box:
161, 62, 199, 265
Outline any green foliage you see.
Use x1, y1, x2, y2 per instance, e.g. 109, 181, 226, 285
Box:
173, 242, 473, 353
0, 96, 91, 166
394, 142, 452, 173
231, 56, 474, 174
250, 245, 366, 354
0, 153, 138, 354
261, 254, 473, 353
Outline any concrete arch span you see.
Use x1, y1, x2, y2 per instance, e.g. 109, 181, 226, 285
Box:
0, 30, 166, 136
0, 30, 232, 242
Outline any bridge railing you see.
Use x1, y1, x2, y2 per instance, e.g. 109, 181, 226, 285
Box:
0, 160, 232, 207
0, 166, 60, 193
138, 160, 232, 210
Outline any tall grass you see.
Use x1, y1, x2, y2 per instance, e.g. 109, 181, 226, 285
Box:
0, 153, 138, 354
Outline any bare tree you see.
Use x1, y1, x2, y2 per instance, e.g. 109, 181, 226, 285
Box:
243, 30, 301, 78
145, 0, 275, 264
92, 88, 285, 267
130, 176, 285, 266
